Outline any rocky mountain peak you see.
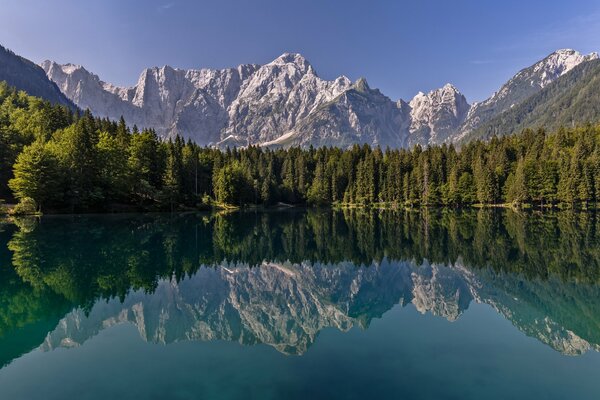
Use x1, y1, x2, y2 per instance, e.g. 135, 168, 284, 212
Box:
42, 60, 97, 83
531, 48, 598, 88
353, 77, 370, 92
267, 52, 314, 75
407, 84, 470, 145
271, 52, 308, 64
442, 82, 459, 91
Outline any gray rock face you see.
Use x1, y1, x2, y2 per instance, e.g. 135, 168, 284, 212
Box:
41, 60, 260, 145
408, 84, 470, 146
275, 79, 412, 148
42, 53, 356, 147
222, 54, 353, 146
41, 49, 598, 147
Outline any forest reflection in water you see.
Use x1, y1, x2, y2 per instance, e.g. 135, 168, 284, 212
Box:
1, 208, 600, 367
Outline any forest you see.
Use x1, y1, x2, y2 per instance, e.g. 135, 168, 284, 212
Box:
1, 81, 600, 213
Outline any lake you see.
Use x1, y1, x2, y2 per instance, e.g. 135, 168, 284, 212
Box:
0, 209, 599, 399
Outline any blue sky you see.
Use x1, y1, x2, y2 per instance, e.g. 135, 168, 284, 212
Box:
1, 0, 599, 102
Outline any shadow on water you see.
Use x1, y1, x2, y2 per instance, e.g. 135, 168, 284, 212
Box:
1, 208, 600, 365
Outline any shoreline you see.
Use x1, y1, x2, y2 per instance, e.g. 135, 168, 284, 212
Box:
2, 201, 599, 217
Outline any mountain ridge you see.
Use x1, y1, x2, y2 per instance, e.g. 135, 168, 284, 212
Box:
0, 45, 75, 109
37, 48, 600, 148
465, 58, 600, 141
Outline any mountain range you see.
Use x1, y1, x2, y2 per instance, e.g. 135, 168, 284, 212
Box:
2, 44, 599, 148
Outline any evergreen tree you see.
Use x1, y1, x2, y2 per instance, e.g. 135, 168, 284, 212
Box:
507, 157, 527, 204
307, 158, 330, 205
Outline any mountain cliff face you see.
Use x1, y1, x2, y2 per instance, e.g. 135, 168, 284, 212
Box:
0, 45, 74, 108
41, 259, 599, 356
270, 78, 412, 148
221, 53, 354, 146
42, 53, 356, 146
41, 60, 261, 144
408, 84, 470, 146
40, 49, 599, 147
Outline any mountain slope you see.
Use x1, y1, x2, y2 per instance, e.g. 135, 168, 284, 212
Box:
466, 58, 600, 141
0, 45, 75, 108
457, 49, 598, 141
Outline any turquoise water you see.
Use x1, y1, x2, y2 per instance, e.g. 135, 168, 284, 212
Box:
1, 209, 600, 399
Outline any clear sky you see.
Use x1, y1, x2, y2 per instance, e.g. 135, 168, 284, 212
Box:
1, 0, 600, 102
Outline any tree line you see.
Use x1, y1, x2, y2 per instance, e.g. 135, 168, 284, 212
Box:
1, 81, 600, 212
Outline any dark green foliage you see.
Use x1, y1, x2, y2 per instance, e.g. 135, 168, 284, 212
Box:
0, 82, 73, 199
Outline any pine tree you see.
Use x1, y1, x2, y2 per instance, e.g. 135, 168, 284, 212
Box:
307, 158, 330, 205
261, 160, 276, 205
457, 172, 476, 204
507, 157, 527, 204
162, 142, 183, 211
97, 131, 129, 202
50, 115, 102, 210
115, 116, 130, 147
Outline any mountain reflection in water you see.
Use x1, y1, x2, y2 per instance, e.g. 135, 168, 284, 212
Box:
1, 209, 600, 366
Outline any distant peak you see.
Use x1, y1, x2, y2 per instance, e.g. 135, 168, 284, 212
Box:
144, 65, 176, 73
40, 59, 55, 68
541, 48, 598, 64
41, 60, 88, 75
442, 83, 458, 90
553, 48, 577, 55
62, 63, 86, 73
527, 48, 599, 86
354, 77, 370, 92
267, 52, 314, 76
550, 48, 598, 58
410, 84, 463, 102
271, 52, 308, 65
335, 75, 351, 84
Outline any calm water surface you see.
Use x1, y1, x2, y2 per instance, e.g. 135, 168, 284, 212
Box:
0, 209, 599, 399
